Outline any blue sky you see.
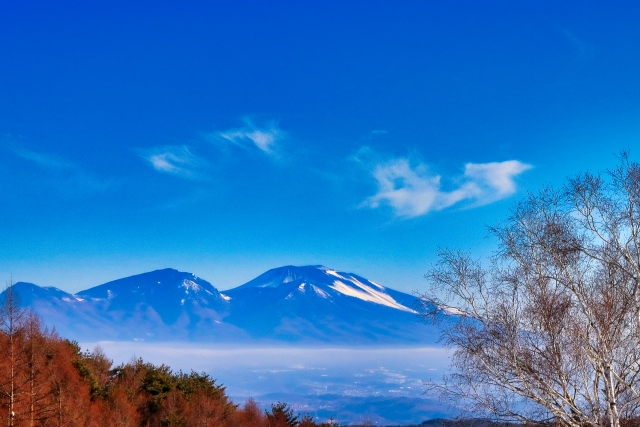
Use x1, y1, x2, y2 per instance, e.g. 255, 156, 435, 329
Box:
1, 1, 640, 293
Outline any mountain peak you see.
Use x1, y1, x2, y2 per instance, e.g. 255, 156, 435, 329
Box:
77, 268, 207, 297
227, 265, 415, 314
75, 268, 229, 325
234, 265, 322, 289
7, 282, 80, 305
78, 268, 226, 307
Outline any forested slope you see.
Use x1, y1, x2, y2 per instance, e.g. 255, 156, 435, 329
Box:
0, 287, 337, 427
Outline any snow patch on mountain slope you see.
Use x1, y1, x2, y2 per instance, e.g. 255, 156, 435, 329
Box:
181, 280, 201, 292
441, 306, 465, 315
324, 269, 342, 279
368, 280, 386, 290
328, 279, 415, 313
311, 285, 330, 298
325, 270, 384, 290
320, 268, 415, 312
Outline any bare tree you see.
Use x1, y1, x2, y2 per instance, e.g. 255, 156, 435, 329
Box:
419, 154, 640, 427
0, 280, 27, 427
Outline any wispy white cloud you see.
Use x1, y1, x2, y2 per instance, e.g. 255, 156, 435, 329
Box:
136, 145, 208, 180
364, 157, 532, 217
136, 117, 287, 180
10, 146, 112, 192
211, 118, 285, 155
12, 148, 75, 170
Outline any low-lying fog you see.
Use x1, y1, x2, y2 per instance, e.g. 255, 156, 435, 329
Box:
81, 343, 455, 425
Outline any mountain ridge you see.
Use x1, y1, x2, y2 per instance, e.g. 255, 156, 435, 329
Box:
4, 265, 439, 345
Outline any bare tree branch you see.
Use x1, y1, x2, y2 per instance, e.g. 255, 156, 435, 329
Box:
418, 153, 640, 427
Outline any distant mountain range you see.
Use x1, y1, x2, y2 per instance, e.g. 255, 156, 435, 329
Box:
4, 265, 441, 345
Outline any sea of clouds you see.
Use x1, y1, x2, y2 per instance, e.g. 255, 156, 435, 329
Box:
80, 343, 455, 424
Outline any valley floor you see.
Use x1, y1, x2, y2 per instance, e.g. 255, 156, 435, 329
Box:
82, 342, 456, 425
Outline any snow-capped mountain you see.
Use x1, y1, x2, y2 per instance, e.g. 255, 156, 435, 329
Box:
3, 266, 440, 345
225, 265, 416, 312
223, 265, 434, 344
74, 268, 243, 341
9, 269, 244, 341
78, 268, 230, 324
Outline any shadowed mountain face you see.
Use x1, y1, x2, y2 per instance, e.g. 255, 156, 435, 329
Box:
78, 268, 229, 325
7, 282, 115, 339
8, 270, 243, 342
4, 266, 440, 345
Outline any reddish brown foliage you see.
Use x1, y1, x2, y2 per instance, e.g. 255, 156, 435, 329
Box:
0, 284, 332, 426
